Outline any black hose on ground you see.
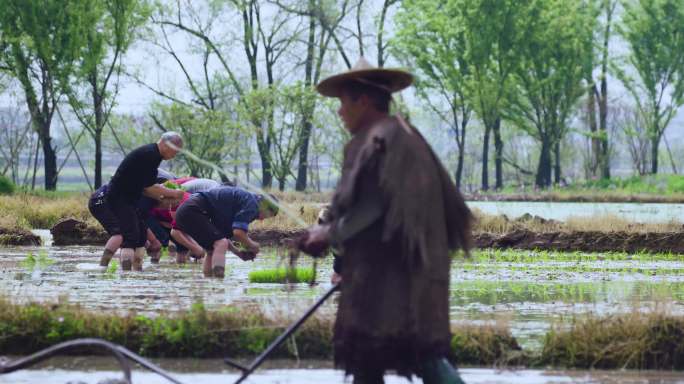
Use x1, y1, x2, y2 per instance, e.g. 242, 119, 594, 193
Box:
0, 338, 185, 384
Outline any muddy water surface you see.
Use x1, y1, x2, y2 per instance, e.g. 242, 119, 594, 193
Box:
468, 201, 684, 223
1, 357, 683, 383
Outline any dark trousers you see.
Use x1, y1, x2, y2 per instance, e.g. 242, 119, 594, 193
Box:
147, 217, 188, 252
174, 195, 224, 250
108, 199, 147, 248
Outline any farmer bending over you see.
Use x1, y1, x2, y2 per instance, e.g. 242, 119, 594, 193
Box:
171, 186, 278, 278
89, 169, 173, 267
106, 132, 185, 271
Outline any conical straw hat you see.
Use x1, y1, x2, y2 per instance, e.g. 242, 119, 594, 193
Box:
316, 58, 413, 97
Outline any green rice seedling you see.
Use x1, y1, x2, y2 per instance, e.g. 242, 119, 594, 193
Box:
105, 260, 118, 277
36, 251, 54, 268
248, 267, 315, 283
20, 252, 36, 270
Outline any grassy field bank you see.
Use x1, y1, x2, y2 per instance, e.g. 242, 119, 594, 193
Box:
0, 299, 681, 369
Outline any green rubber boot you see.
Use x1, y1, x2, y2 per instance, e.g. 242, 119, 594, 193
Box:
420, 358, 466, 384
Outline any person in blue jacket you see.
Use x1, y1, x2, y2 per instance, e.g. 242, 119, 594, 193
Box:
171, 186, 278, 278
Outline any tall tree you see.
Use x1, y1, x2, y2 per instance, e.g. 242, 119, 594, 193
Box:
584, 0, 616, 180
290, 0, 348, 191
151, 0, 297, 188
507, 0, 594, 188
393, 0, 472, 188
65, 0, 148, 188
270, 0, 350, 191
615, 0, 684, 174
462, 0, 526, 190
0, 0, 93, 190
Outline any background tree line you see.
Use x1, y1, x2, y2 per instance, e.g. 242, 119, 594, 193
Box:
0, 0, 683, 191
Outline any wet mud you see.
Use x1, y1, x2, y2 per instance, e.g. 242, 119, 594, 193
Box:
48, 218, 684, 254
0, 227, 40, 246
475, 229, 684, 254
50, 218, 109, 246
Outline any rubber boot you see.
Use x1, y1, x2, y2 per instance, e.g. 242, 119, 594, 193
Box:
100, 249, 115, 267
419, 358, 465, 384
133, 247, 145, 271
352, 370, 384, 384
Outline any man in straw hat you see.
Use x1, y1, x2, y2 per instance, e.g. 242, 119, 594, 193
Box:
298, 58, 473, 384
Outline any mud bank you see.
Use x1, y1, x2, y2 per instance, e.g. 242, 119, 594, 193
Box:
474, 230, 684, 254
0, 227, 40, 246
47, 219, 684, 254
1, 300, 683, 370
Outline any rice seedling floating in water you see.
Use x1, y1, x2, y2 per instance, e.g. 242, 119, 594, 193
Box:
248, 267, 315, 283
20, 251, 54, 271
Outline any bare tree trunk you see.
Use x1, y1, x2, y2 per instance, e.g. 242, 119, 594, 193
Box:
554, 141, 561, 185
651, 135, 659, 174
536, 137, 552, 188
296, 6, 317, 191
40, 128, 58, 190
32, 136, 41, 190
598, 78, 610, 179
587, 85, 599, 177
481, 125, 491, 191
493, 117, 503, 190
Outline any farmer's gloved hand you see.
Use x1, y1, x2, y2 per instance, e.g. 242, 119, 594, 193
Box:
298, 224, 330, 257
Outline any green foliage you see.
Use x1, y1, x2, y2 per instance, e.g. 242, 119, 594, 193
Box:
149, 102, 243, 178
506, 0, 596, 187
0, 0, 100, 190
237, 84, 319, 190
248, 267, 315, 284
615, 0, 684, 174
0, 175, 16, 195
577, 174, 684, 194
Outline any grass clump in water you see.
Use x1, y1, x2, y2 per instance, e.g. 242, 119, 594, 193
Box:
248, 268, 315, 283
451, 323, 527, 366
540, 312, 684, 369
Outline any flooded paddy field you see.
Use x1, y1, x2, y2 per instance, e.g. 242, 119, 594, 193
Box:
1, 235, 684, 349
1, 230, 684, 382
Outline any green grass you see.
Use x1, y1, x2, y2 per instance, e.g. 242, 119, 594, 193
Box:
0, 298, 520, 365
467, 249, 684, 263
248, 267, 315, 283
479, 175, 684, 203
1, 299, 683, 368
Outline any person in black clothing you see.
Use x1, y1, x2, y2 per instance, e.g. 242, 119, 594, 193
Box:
106, 132, 185, 271
88, 184, 157, 266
